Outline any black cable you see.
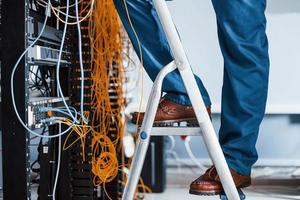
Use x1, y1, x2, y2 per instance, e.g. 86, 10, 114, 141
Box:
29, 66, 51, 96
40, 67, 51, 96
30, 127, 47, 180
28, 0, 34, 9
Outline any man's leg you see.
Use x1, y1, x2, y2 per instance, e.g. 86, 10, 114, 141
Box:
190, 0, 269, 195
113, 0, 211, 107
213, 0, 269, 176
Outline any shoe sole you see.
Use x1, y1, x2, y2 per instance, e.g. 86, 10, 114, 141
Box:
189, 181, 251, 196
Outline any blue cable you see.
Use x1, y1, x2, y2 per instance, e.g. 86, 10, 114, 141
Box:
10, 1, 75, 138
55, 0, 80, 124
75, 0, 88, 124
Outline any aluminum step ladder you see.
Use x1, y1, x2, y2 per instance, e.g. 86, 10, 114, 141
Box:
122, 0, 243, 199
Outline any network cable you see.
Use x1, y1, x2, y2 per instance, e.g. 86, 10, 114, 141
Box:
34, 0, 89, 125
52, 123, 62, 200
55, 0, 81, 124
184, 136, 207, 171
10, 0, 76, 138
40, 106, 78, 119
36, 0, 95, 25
75, 0, 88, 124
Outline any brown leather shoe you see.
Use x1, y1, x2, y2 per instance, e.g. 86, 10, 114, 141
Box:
189, 166, 251, 196
131, 98, 211, 125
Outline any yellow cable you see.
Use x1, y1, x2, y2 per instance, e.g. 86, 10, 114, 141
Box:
122, 0, 145, 129
49, 0, 152, 198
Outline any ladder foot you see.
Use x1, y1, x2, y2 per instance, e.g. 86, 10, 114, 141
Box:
219, 189, 246, 200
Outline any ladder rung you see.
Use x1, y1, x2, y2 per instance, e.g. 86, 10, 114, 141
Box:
150, 127, 202, 136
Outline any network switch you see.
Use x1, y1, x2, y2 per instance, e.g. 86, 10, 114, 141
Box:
28, 97, 69, 129
28, 45, 70, 65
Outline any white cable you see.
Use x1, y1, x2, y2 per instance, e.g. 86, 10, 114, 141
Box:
10, 1, 74, 138
75, 0, 88, 124
184, 136, 207, 171
37, 0, 84, 10
37, 0, 88, 20
167, 135, 175, 151
291, 168, 300, 177
165, 136, 182, 173
52, 123, 62, 200
11, 0, 89, 138
55, 0, 80, 124
50, 0, 95, 25
52, 7, 80, 19
167, 150, 182, 174
54, 0, 88, 124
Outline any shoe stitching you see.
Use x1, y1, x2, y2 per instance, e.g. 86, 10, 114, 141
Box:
208, 167, 215, 179
159, 103, 179, 115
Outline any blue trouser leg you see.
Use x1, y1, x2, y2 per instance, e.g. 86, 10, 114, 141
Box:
114, 0, 269, 175
211, 0, 270, 175
113, 0, 211, 106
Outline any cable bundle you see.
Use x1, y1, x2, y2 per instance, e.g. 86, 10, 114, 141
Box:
11, 0, 149, 198
87, 0, 126, 197
87, 0, 153, 198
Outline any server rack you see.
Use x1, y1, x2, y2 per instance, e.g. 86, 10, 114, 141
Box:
0, 1, 125, 199
1, 1, 72, 199
1, 0, 30, 199
67, 2, 95, 198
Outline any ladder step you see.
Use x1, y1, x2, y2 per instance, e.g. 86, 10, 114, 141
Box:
150, 127, 202, 136
129, 122, 202, 136
152, 120, 199, 127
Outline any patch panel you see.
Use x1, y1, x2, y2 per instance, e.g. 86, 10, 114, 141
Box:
28, 97, 69, 129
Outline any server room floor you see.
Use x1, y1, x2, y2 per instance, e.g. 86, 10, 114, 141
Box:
144, 167, 300, 200
1, 167, 300, 200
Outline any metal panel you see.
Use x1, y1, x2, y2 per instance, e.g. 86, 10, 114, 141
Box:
0, 0, 30, 199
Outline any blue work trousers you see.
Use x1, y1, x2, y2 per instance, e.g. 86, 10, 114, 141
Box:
113, 0, 270, 175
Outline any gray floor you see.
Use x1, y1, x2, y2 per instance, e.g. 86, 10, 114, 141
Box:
144, 167, 300, 200
1, 167, 300, 200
